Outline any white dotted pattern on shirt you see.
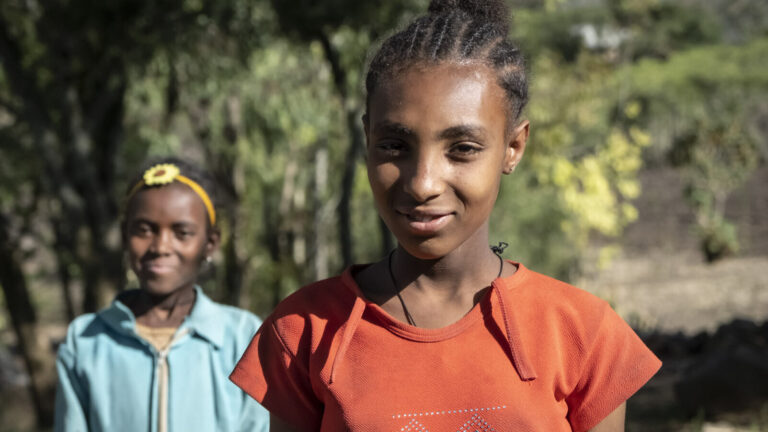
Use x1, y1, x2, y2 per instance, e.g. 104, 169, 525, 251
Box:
391, 405, 507, 420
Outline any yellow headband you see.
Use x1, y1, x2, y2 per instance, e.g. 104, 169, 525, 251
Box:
126, 163, 216, 225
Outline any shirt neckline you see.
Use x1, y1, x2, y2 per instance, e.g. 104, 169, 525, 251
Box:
339, 260, 530, 342
99, 286, 227, 348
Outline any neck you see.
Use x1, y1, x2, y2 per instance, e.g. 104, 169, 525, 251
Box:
392, 231, 502, 299
133, 285, 197, 326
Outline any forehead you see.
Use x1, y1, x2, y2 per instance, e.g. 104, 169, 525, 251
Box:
368, 62, 508, 131
126, 182, 208, 224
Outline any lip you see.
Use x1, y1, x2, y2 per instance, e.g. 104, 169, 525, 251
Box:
396, 208, 454, 235
142, 262, 175, 276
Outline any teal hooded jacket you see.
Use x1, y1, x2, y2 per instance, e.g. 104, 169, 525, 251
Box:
54, 286, 269, 432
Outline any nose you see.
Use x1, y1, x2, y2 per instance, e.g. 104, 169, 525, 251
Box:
149, 230, 172, 255
402, 150, 445, 202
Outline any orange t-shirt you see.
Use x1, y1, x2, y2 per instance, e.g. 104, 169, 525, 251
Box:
231, 262, 661, 431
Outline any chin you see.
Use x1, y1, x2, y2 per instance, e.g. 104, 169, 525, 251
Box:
399, 237, 455, 260
140, 278, 186, 297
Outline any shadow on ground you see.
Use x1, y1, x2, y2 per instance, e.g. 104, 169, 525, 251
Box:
629, 319, 768, 431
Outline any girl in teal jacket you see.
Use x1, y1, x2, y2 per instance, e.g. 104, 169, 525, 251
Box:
54, 158, 268, 432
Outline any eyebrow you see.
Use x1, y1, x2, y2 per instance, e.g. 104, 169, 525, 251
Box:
129, 217, 155, 226
129, 217, 199, 228
172, 221, 199, 229
371, 121, 417, 139
372, 121, 489, 142
437, 124, 488, 141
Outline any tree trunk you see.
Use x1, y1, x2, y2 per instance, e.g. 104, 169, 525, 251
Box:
223, 218, 244, 306
262, 184, 284, 309
261, 154, 301, 309
0, 214, 56, 428
318, 31, 366, 269
337, 108, 365, 268
62, 84, 126, 312
196, 94, 250, 306
54, 250, 77, 321
313, 144, 330, 280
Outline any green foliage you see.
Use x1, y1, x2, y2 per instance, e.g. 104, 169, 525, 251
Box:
697, 215, 739, 263
616, 38, 768, 106
2, 0, 767, 320
4, 4, 768, 426
270, 0, 420, 41
1, 2, 767, 429
496, 42, 651, 276
615, 38, 768, 260
608, 0, 722, 59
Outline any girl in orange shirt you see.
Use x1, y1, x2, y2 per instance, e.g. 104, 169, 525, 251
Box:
231, 1, 661, 430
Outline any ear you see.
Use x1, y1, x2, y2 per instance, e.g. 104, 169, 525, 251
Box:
503, 120, 529, 175
204, 226, 221, 261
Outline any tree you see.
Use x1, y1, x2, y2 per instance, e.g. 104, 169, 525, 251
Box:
268, 0, 420, 267
616, 38, 768, 260
0, 0, 267, 426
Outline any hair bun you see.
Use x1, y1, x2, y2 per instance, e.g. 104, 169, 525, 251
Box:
427, 0, 510, 27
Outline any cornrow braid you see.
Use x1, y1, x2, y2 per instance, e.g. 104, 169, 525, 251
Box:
365, 0, 528, 122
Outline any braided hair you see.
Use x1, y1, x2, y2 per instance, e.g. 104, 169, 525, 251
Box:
365, 0, 528, 123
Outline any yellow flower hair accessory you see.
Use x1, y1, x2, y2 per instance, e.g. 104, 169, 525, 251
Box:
143, 163, 180, 186
126, 163, 216, 225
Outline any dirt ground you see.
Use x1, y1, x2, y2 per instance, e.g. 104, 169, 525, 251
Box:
578, 166, 768, 431
578, 250, 768, 432
580, 251, 768, 335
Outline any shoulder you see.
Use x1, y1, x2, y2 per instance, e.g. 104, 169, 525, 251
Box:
65, 312, 102, 335
192, 293, 265, 351
516, 268, 607, 315
270, 275, 352, 321
57, 311, 111, 363
511, 269, 662, 430
263, 275, 354, 354
208, 301, 263, 329
509, 266, 612, 345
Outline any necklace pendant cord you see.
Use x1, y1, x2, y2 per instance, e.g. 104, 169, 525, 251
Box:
388, 250, 417, 326
387, 247, 505, 328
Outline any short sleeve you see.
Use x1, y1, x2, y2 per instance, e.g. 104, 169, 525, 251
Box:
566, 303, 661, 431
229, 318, 322, 431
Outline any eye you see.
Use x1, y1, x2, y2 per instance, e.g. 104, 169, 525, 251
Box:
375, 140, 408, 157
175, 228, 195, 240
449, 142, 483, 159
131, 222, 153, 238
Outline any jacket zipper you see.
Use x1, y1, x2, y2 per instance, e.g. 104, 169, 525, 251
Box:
156, 328, 190, 432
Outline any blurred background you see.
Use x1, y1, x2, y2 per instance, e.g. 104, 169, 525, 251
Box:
0, 0, 766, 430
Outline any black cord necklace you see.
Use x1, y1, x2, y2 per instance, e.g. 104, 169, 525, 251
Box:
387, 244, 506, 327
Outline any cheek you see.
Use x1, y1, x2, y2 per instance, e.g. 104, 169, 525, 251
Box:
127, 237, 147, 261
457, 167, 502, 211
182, 237, 209, 262
368, 163, 400, 201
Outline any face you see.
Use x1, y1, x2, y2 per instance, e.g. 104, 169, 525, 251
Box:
365, 63, 528, 259
124, 182, 218, 297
